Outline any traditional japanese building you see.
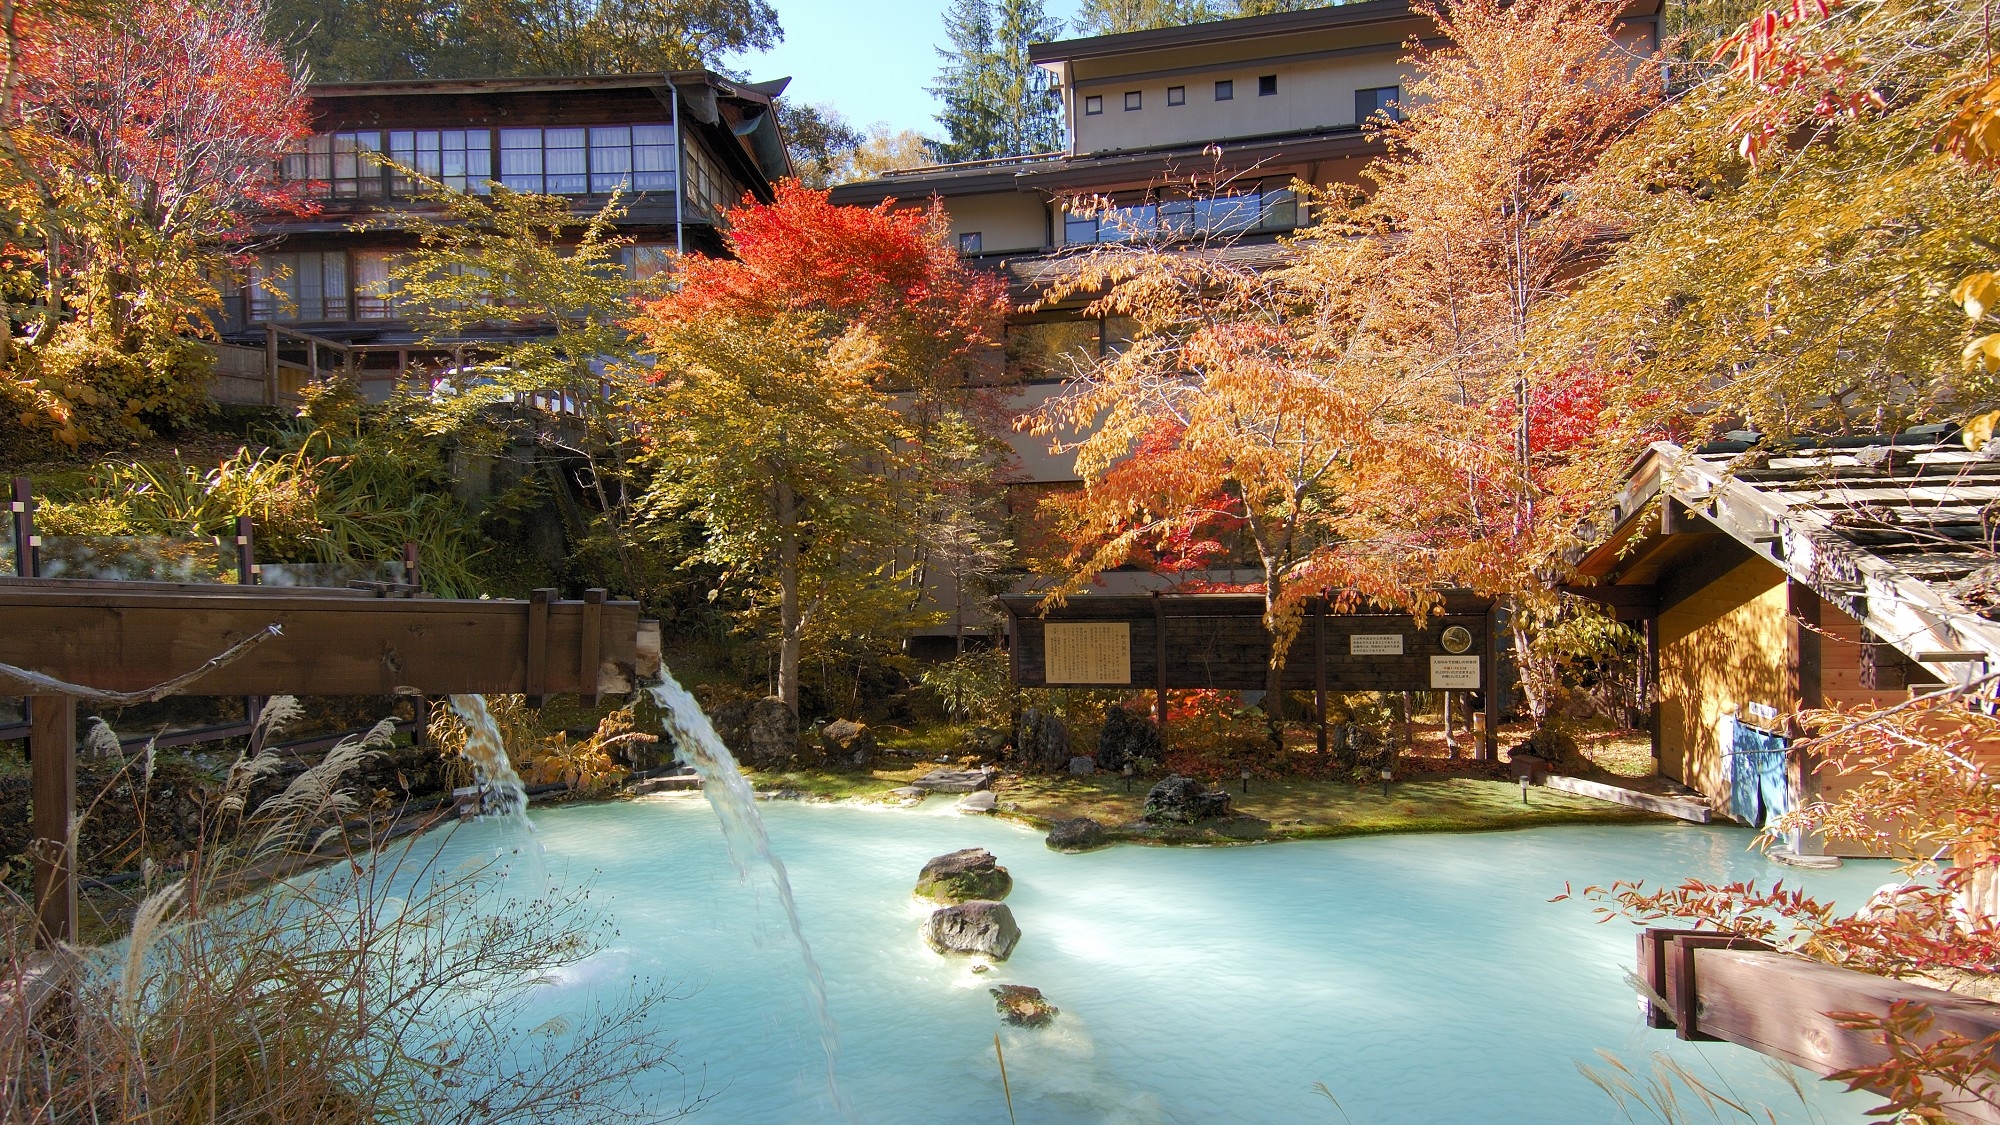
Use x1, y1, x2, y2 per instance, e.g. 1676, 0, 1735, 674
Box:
219, 72, 792, 401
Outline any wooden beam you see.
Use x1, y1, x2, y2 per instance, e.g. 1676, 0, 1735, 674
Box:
1787, 579, 1822, 711
30, 694, 74, 947
11, 477, 33, 578
1483, 606, 1500, 761
1682, 945, 2000, 1124
1152, 592, 1168, 731
1314, 599, 1328, 758
0, 583, 646, 697
581, 588, 605, 706
526, 588, 553, 706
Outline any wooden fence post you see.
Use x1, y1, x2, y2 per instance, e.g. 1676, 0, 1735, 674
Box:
30, 693, 75, 947
263, 323, 279, 406
10, 476, 33, 578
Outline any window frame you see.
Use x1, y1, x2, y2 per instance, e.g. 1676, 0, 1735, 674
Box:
958, 231, 983, 255
1124, 90, 1142, 111
1083, 94, 1104, 115
1167, 85, 1185, 106
1214, 80, 1234, 101
1355, 85, 1402, 123
1259, 75, 1278, 96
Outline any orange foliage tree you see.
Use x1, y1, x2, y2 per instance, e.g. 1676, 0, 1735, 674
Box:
0, 0, 310, 443
1287, 0, 1662, 717
1026, 228, 1461, 718
632, 183, 1009, 714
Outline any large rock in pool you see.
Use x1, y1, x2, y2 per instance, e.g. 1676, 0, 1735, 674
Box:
819, 719, 876, 768
1096, 705, 1162, 774
743, 697, 798, 769
1144, 774, 1232, 824
922, 901, 1021, 960
991, 984, 1059, 1028
915, 847, 1012, 902
1045, 816, 1107, 852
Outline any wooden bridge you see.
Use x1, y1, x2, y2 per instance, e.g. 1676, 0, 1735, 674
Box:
0, 575, 659, 946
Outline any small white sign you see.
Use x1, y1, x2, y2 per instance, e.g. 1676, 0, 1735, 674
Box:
1430, 655, 1481, 689
1350, 634, 1405, 656
1745, 701, 1778, 723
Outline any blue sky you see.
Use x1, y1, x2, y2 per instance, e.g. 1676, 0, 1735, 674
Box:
723, 0, 1084, 139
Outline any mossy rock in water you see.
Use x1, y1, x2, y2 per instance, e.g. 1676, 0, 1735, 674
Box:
914, 847, 1012, 902
991, 984, 1058, 1028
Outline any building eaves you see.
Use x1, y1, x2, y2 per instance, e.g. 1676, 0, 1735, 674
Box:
1025, 0, 1665, 65
1570, 431, 2000, 677
1026, 0, 1419, 65
827, 124, 1377, 206
305, 70, 773, 103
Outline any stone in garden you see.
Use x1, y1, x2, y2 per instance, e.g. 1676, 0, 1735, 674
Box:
962, 725, 1010, 757
991, 984, 1059, 1029
915, 847, 1012, 902
702, 698, 751, 758
1015, 706, 1071, 772
819, 719, 877, 768
1143, 774, 1232, 824
1068, 755, 1095, 776
922, 901, 1021, 960
913, 767, 992, 793
957, 790, 997, 814
1045, 817, 1107, 852
743, 696, 798, 769
1095, 706, 1162, 774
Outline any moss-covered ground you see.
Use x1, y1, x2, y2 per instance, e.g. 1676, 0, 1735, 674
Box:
737, 724, 1669, 847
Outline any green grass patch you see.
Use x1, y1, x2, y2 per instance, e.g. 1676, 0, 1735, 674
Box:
993, 774, 1663, 845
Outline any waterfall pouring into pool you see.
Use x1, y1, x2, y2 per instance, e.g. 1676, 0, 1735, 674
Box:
448, 694, 531, 821
649, 674, 853, 1120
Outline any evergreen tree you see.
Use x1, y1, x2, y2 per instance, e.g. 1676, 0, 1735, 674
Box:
929, 0, 1005, 162
931, 0, 1065, 162
993, 0, 1065, 155
1073, 0, 1315, 36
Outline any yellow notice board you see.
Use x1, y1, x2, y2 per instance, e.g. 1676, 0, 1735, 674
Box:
1044, 622, 1132, 684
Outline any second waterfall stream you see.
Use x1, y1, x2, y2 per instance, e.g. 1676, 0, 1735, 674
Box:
649, 675, 854, 1120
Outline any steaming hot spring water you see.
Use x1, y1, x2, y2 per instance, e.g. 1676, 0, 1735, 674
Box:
414, 687, 1892, 1124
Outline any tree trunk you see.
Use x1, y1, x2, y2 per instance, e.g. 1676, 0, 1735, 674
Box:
776, 477, 802, 716
1263, 570, 1286, 744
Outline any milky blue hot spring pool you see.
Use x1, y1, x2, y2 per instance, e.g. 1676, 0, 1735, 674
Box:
413, 797, 1893, 1124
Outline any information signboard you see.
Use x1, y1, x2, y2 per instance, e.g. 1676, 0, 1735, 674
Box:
1350, 634, 1405, 656
1045, 622, 1132, 684
1430, 655, 1481, 689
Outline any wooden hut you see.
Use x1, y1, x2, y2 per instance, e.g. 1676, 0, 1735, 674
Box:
1567, 430, 2000, 849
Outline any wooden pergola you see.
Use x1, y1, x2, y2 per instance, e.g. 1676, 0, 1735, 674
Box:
999, 591, 1501, 760
0, 577, 659, 946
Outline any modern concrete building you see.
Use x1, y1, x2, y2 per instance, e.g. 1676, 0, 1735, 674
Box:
828, 0, 1663, 646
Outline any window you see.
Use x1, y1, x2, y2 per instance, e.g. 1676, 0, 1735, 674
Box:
1124, 90, 1142, 111
1084, 94, 1103, 115
387, 130, 492, 194
283, 132, 386, 197
1167, 85, 1185, 106
1259, 74, 1278, 96
622, 245, 674, 285
958, 231, 983, 254
252, 250, 350, 321
1215, 80, 1233, 101
496, 125, 675, 196
354, 250, 401, 319
1065, 184, 1301, 245
1356, 85, 1401, 123
543, 127, 586, 193
685, 140, 737, 217
500, 128, 544, 192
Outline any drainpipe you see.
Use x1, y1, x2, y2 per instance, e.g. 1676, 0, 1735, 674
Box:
668, 75, 684, 257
